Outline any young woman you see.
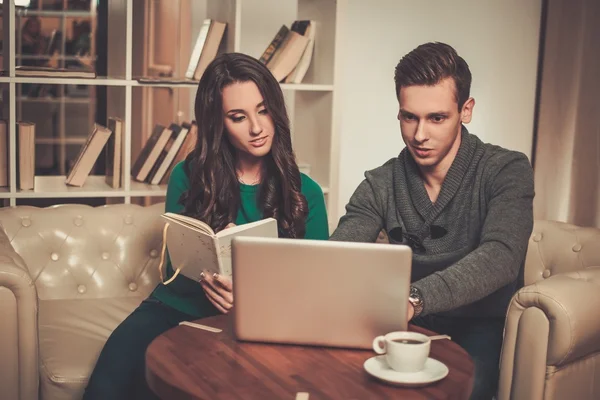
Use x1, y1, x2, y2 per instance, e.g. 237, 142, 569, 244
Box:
83, 52, 329, 400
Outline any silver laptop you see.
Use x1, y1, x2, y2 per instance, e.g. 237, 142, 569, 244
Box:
231, 237, 412, 349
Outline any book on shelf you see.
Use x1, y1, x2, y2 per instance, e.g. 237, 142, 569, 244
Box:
148, 122, 192, 185
191, 20, 227, 81
65, 123, 113, 187
160, 213, 278, 280
262, 24, 310, 82
284, 20, 316, 84
17, 122, 35, 191
105, 117, 123, 189
159, 121, 197, 185
182, 19, 227, 82
13, 66, 97, 79
131, 124, 173, 182
185, 19, 212, 79
258, 25, 289, 65
146, 123, 182, 185
0, 121, 7, 187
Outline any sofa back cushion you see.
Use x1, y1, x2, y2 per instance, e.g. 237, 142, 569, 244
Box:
524, 220, 600, 286
0, 203, 164, 300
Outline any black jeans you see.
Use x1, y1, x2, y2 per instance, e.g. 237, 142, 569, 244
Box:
82, 297, 196, 400
411, 314, 505, 400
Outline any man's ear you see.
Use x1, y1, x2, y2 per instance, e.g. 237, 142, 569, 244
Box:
460, 97, 475, 124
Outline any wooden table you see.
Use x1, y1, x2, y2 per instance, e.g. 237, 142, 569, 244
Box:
146, 315, 474, 400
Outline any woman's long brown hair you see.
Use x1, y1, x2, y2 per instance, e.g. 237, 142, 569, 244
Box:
179, 53, 308, 238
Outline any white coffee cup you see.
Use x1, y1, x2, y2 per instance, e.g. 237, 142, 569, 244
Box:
372, 331, 431, 373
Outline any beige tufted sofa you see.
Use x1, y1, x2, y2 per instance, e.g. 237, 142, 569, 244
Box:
0, 203, 164, 400
1, 204, 600, 400
498, 220, 600, 400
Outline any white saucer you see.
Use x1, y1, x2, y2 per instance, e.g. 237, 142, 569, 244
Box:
363, 355, 449, 387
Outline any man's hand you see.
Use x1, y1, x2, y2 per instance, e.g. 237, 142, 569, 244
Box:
200, 271, 233, 314
407, 301, 415, 322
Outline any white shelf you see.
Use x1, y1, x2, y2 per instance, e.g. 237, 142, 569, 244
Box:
16, 55, 97, 61
1, 77, 335, 92
36, 137, 88, 145
128, 181, 168, 197
16, 10, 94, 18
0, 76, 127, 86
0, 176, 167, 199
18, 96, 91, 104
131, 80, 334, 92
280, 83, 334, 92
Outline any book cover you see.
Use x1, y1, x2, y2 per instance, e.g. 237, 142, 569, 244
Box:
185, 19, 212, 79
259, 25, 290, 65
0, 121, 7, 187
65, 123, 112, 187
149, 122, 191, 185
105, 117, 123, 189
17, 122, 35, 191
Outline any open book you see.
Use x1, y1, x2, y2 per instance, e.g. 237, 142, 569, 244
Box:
160, 213, 278, 282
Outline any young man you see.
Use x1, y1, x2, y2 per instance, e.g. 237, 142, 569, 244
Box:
330, 42, 534, 399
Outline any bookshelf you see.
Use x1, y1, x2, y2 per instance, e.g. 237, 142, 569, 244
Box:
1, 0, 343, 224
7, 0, 97, 177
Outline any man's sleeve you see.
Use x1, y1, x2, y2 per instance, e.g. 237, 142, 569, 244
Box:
412, 154, 535, 315
329, 177, 385, 243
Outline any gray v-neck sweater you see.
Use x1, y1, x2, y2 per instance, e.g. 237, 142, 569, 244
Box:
330, 128, 534, 318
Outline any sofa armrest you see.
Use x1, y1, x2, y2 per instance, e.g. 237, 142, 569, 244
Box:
498, 266, 600, 400
513, 266, 600, 365
0, 230, 39, 400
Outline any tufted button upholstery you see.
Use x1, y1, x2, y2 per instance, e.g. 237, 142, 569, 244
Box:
0, 203, 164, 300
542, 269, 551, 278
524, 221, 600, 286
128, 282, 138, 292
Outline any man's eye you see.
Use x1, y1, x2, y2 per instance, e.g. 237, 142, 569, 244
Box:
431, 116, 445, 123
402, 115, 416, 121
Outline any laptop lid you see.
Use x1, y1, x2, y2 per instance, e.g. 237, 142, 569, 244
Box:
231, 237, 412, 349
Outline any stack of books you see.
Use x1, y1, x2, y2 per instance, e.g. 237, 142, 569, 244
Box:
259, 20, 316, 83
131, 122, 197, 185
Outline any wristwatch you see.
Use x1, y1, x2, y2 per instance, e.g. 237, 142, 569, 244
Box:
408, 286, 424, 318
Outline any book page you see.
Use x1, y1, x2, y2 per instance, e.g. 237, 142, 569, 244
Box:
162, 213, 214, 236
215, 218, 279, 276
165, 220, 220, 281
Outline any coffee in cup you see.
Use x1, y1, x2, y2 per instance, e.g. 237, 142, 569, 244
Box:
372, 331, 430, 373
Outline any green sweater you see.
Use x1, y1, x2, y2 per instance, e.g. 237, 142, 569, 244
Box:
151, 161, 330, 317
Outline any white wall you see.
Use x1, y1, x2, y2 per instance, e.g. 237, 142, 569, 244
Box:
333, 0, 542, 224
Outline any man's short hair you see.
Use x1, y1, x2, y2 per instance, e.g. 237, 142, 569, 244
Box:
394, 42, 472, 111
